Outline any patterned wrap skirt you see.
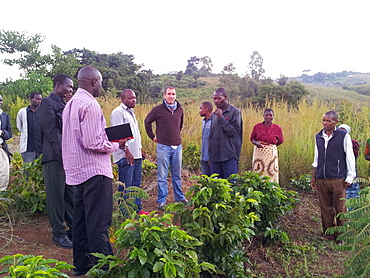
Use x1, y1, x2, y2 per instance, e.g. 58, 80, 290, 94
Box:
252, 144, 279, 183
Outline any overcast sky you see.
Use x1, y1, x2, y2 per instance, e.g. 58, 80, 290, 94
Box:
1, 0, 369, 82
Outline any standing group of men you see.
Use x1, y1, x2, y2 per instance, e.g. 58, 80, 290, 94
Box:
9, 66, 244, 276
0, 65, 365, 274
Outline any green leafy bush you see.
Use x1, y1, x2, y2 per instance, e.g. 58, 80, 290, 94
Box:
167, 174, 259, 277
0, 254, 73, 277
327, 186, 370, 278
88, 213, 215, 278
142, 158, 157, 178
289, 174, 312, 192
8, 155, 46, 213
231, 171, 299, 244
182, 142, 201, 171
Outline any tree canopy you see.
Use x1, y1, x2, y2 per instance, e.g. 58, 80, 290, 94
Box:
0, 30, 308, 106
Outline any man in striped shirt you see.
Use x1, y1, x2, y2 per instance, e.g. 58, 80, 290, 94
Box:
62, 66, 126, 276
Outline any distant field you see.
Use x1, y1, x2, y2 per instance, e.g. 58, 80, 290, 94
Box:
305, 84, 370, 104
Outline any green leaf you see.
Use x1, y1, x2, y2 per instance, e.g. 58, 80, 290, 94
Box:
153, 261, 164, 272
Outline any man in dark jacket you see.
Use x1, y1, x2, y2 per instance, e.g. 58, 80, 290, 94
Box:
0, 95, 12, 191
37, 74, 74, 249
310, 110, 356, 242
144, 86, 187, 210
208, 87, 242, 178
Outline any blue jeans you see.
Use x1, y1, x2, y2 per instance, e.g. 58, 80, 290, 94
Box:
21, 151, 41, 163
156, 143, 185, 204
210, 158, 238, 179
117, 158, 142, 211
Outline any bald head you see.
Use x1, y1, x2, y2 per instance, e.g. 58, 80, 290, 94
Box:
77, 66, 103, 97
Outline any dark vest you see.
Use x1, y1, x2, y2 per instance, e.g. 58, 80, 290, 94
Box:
315, 128, 347, 179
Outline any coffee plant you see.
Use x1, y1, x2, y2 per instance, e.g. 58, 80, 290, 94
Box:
88, 213, 215, 278
167, 174, 259, 277
0, 254, 73, 277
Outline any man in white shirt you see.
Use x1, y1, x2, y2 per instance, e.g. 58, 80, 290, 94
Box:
111, 89, 149, 215
16, 92, 42, 163
310, 110, 356, 242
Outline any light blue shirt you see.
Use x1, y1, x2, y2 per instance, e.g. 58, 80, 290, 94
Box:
201, 117, 211, 161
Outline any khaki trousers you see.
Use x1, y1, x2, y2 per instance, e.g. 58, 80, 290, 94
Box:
316, 178, 346, 237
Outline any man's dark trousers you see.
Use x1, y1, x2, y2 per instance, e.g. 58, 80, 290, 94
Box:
72, 175, 114, 272
43, 160, 73, 238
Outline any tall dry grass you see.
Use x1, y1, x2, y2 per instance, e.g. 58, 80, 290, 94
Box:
99, 95, 370, 186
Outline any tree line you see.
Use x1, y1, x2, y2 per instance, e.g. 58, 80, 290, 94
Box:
0, 30, 308, 109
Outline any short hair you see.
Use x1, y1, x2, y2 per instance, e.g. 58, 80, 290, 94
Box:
53, 74, 72, 88
264, 108, 274, 114
215, 87, 228, 97
201, 101, 213, 112
30, 92, 41, 99
164, 86, 175, 94
121, 89, 134, 98
324, 110, 338, 121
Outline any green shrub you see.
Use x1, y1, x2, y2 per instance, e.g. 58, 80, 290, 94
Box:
8, 155, 46, 213
289, 174, 312, 192
167, 175, 259, 277
88, 213, 215, 278
231, 171, 299, 244
182, 142, 201, 171
142, 158, 157, 178
0, 254, 73, 277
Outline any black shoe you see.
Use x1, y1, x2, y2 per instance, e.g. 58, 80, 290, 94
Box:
180, 199, 188, 205
52, 235, 73, 249
158, 203, 166, 210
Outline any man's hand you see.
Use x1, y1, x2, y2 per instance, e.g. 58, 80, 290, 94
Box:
125, 150, 134, 166
117, 139, 128, 149
310, 180, 317, 190
153, 137, 158, 143
310, 168, 317, 190
214, 108, 223, 118
344, 182, 351, 189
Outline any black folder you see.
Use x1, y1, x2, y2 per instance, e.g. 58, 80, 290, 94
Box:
105, 123, 134, 142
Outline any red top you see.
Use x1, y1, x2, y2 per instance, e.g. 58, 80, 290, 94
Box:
250, 122, 284, 146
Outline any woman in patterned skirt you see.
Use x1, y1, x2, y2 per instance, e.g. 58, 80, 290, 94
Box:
250, 108, 284, 183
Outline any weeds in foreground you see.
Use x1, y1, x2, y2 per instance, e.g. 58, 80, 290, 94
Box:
0, 254, 73, 277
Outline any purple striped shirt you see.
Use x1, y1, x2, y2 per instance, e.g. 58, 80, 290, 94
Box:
62, 88, 119, 185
